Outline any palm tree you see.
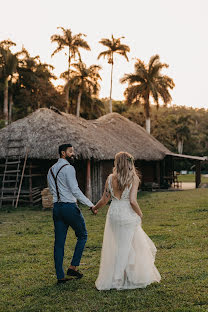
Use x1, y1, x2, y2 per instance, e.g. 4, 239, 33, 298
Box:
120, 55, 175, 133
69, 62, 102, 117
98, 35, 130, 113
50, 27, 90, 112
171, 115, 192, 154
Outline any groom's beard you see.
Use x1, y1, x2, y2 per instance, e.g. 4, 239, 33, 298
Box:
66, 155, 75, 164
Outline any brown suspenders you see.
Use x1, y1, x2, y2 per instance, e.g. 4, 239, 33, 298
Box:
50, 164, 69, 202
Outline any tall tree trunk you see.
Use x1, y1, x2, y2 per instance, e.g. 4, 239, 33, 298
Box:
8, 93, 13, 124
3, 77, 9, 126
177, 139, 184, 154
65, 51, 71, 113
109, 57, 114, 113
65, 83, 70, 113
76, 89, 82, 117
146, 118, 151, 134
144, 94, 151, 134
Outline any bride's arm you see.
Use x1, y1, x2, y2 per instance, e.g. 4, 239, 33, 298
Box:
92, 176, 111, 213
129, 176, 143, 218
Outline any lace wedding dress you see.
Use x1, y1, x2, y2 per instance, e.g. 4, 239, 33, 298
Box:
95, 175, 161, 290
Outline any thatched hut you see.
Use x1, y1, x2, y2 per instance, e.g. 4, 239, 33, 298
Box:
0, 108, 205, 204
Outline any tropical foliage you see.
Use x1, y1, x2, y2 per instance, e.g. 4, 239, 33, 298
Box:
69, 62, 102, 117
0, 40, 19, 124
119, 104, 208, 158
120, 55, 175, 133
1, 28, 208, 162
51, 27, 90, 112
0, 45, 64, 123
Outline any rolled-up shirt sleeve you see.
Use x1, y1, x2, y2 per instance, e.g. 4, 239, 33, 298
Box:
47, 171, 53, 194
65, 166, 94, 207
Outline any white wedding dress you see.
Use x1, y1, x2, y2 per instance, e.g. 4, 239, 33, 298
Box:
95, 175, 161, 290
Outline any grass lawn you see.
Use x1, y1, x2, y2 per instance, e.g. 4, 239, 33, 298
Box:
0, 189, 208, 312
177, 174, 208, 183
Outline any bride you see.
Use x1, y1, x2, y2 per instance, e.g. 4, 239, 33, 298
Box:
92, 151, 161, 290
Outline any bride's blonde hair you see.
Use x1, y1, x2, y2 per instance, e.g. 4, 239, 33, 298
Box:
113, 152, 139, 190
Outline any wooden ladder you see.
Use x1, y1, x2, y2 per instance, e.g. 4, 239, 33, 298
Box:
0, 135, 28, 208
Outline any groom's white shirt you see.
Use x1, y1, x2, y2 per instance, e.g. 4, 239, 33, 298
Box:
47, 158, 94, 207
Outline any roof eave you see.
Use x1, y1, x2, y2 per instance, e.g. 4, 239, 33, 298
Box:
165, 152, 206, 161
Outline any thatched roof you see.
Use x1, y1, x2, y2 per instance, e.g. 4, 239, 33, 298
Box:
91, 113, 171, 160
0, 108, 174, 161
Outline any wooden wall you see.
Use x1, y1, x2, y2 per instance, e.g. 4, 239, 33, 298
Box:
91, 159, 104, 203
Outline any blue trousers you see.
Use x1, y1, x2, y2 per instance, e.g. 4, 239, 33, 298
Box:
53, 202, 88, 280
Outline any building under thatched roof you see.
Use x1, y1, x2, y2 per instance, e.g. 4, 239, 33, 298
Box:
0, 108, 170, 160
0, 108, 205, 204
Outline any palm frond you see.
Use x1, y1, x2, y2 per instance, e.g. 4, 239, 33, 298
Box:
134, 61, 148, 80
50, 35, 67, 46
98, 36, 130, 63
116, 50, 129, 61
150, 62, 168, 77
124, 84, 146, 104
99, 38, 113, 48
148, 54, 160, 71
51, 46, 65, 57
117, 44, 130, 53
97, 50, 111, 60
149, 82, 159, 107
73, 38, 90, 50
157, 86, 172, 105
120, 73, 145, 84
158, 75, 175, 89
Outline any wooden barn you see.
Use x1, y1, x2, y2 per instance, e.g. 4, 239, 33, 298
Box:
0, 108, 205, 206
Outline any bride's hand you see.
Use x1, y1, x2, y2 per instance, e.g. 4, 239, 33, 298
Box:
90, 206, 98, 215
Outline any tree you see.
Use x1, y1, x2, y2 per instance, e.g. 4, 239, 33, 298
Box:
50, 27, 90, 112
120, 55, 175, 133
0, 40, 18, 125
79, 95, 105, 119
171, 115, 192, 154
69, 61, 102, 117
12, 51, 63, 119
98, 35, 130, 113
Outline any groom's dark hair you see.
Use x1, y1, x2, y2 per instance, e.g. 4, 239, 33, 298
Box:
59, 144, 73, 157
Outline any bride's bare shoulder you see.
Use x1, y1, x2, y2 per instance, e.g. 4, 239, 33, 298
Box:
106, 173, 113, 184
108, 173, 113, 180
133, 174, 140, 184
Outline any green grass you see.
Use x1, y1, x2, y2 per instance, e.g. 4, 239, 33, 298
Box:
0, 189, 208, 312
177, 174, 208, 183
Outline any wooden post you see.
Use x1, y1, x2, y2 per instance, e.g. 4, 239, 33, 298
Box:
99, 161, 103, 200
85, 159, 92, 200
29, 161, 33, 205
195, 160, 201, 188
156, 161, 160, 187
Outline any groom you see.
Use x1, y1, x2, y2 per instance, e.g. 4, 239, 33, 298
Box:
47, 144, 95, 284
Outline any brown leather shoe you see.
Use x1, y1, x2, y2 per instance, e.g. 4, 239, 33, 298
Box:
67, 268, 83, 279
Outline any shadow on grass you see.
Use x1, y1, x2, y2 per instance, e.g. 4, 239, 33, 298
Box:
188, 208, 208, 213
0, 205, 43, 214
13, 278, 164, 312
13, 278, 85, 312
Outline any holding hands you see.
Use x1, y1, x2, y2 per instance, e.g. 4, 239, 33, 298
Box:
89, 180, 111, 215
89, 205, 98, 215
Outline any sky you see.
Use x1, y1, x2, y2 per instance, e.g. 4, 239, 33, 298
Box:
0, 0, 208, 109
